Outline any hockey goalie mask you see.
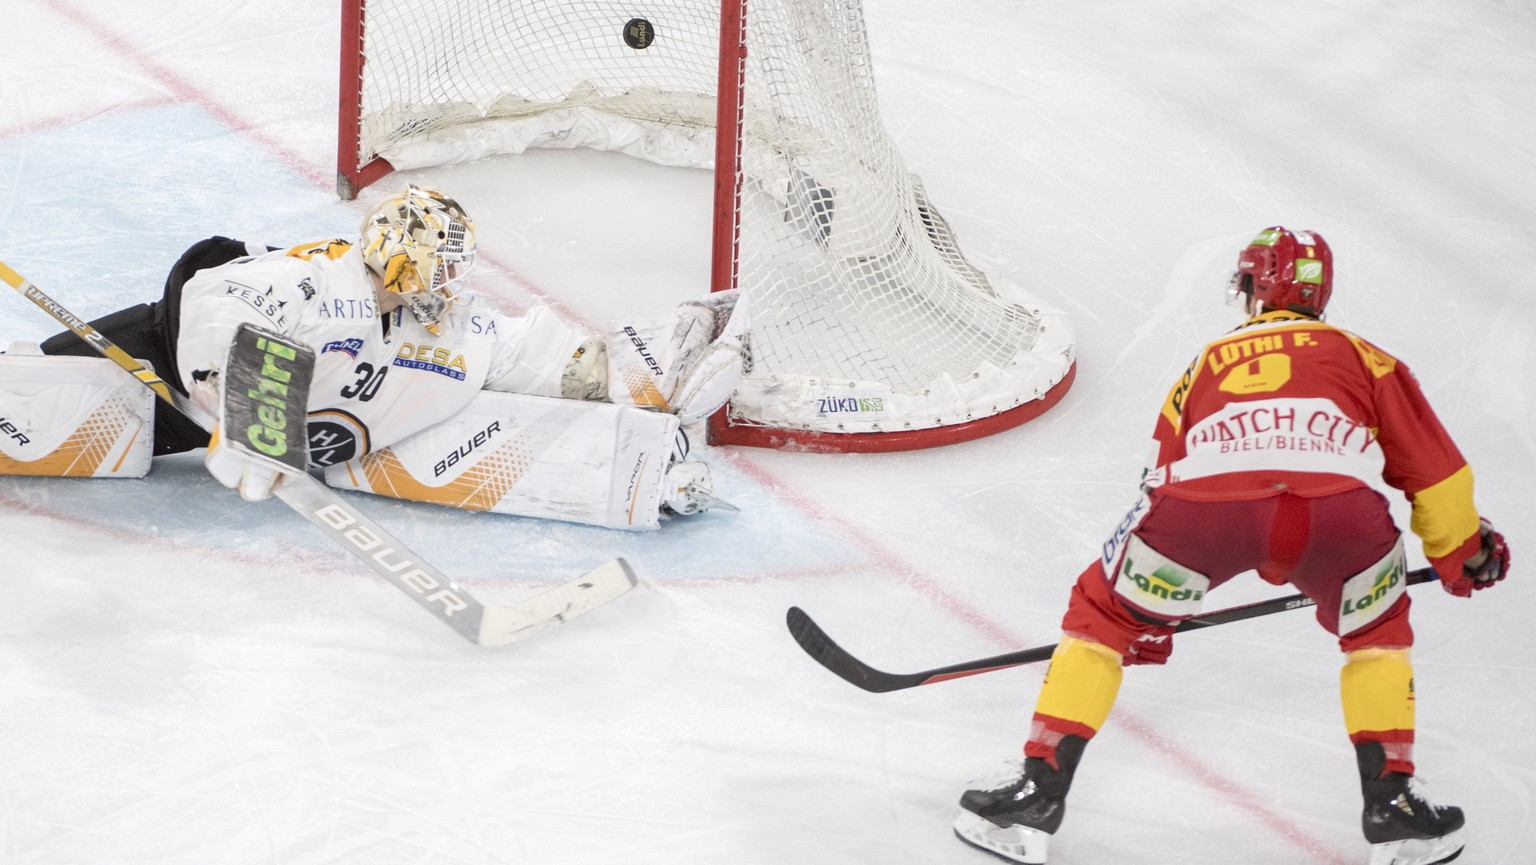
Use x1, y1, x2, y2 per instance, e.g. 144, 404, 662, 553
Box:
361, 185, 478, 335
1228, 226, 1333, 318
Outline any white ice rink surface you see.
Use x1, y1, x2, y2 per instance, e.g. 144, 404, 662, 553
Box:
2, 2, 1534, 863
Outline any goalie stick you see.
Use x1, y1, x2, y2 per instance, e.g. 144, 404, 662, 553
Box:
788, 566, 1437, 693
1, 258, 637, 647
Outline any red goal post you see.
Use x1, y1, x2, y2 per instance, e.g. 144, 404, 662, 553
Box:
337, 0, 1076, 453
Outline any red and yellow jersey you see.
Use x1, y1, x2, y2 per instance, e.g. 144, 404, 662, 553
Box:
1148, 310, 1482, 576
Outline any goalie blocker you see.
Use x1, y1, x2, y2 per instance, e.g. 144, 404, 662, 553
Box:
0, 341, 155, 478
203, 323, 316, 501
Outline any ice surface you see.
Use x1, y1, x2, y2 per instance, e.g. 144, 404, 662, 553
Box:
1, 2, 1532, 864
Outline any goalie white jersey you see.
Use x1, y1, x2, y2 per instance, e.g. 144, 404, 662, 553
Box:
175, 240, 589, 467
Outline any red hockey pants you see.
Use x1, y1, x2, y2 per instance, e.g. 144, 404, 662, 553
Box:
1063, 485, 1415, 657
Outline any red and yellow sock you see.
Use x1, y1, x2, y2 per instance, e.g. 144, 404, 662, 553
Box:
1341, 647, 1416, 777
1025, 635, 1123, 768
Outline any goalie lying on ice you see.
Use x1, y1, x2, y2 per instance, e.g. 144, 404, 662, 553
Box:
2, 184, 748, 530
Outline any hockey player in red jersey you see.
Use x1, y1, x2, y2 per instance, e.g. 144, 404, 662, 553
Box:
953, 227, 1510, 865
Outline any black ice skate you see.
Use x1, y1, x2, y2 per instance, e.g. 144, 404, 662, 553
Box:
1359, 744, 1466, 865
953, 737, 1084, 865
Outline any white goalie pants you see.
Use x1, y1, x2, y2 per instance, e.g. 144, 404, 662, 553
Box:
323, 389, 681, 531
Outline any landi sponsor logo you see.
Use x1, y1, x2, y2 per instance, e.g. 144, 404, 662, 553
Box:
1121, 561, 1206, 604
1342, 559, 1405, 617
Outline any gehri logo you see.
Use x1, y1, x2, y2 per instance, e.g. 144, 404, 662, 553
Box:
246, 336, 301, 459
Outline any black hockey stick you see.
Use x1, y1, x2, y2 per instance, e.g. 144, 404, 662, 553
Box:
2, 259, 637, 647
788, 566, 1436, 693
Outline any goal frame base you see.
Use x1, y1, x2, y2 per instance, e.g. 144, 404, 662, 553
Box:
707, 360, 1076, 453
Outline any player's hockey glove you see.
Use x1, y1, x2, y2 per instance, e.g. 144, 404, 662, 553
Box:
1445, 518, 1509, 597
1121, 628, 1175, 666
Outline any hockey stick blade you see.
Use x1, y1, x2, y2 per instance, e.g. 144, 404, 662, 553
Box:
790, 566, 1436, 693
786, 606, 1052, 693
271, 471, 636, 646
476, 558, 638, 647
4, 259, 637, 646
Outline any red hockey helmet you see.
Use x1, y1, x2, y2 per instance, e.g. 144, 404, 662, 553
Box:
1233, 226, 1333, 316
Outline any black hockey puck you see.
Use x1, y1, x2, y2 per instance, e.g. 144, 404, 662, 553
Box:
623, 18, 655, 50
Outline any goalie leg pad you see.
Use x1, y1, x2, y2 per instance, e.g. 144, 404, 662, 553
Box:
0, 342, 155, 477
325, 389, 682, 531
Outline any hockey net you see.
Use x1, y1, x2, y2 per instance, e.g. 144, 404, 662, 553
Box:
338, 0, 1075, 452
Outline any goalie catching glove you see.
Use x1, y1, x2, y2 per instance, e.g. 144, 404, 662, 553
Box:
602, 290, 749, 424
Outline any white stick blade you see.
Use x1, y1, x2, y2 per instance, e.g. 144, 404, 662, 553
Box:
476, 558, 638, 647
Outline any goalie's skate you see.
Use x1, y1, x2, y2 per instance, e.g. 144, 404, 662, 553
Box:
1363, 773, 1466, 865
661, 460, 737, 515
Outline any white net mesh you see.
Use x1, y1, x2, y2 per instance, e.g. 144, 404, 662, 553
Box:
348, 0, 1074, 443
